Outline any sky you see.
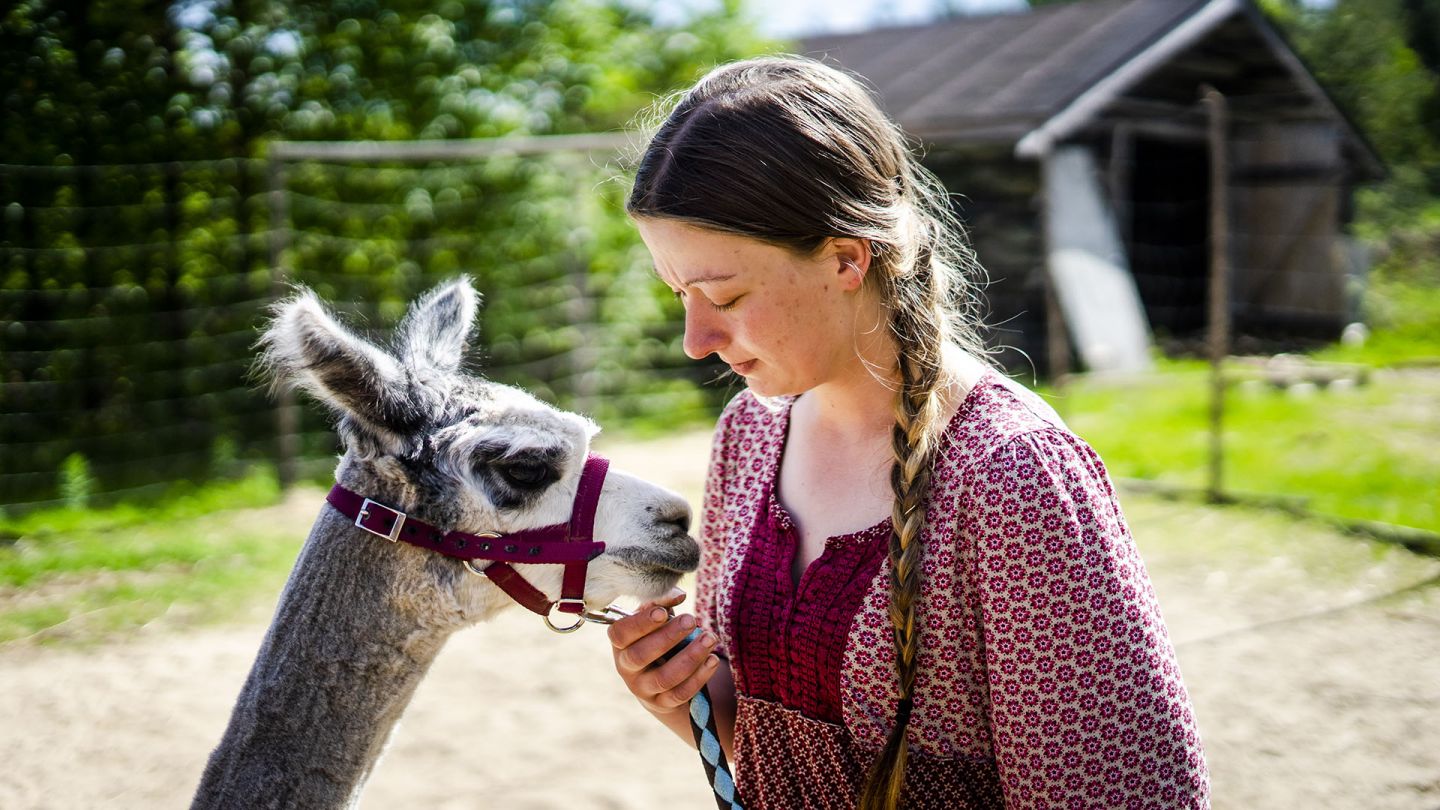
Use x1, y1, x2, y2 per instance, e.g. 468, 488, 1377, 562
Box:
748, 0, 1029, 37
716, 0, 1334, 38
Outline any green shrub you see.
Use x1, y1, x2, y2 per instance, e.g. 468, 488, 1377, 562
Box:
58, 453, 94, 510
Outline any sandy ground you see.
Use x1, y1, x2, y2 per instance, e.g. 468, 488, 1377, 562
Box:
1, 431, 1438, 809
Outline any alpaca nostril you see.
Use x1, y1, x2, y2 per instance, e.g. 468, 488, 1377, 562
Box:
647, 501, 691, 534
663, 508, 691, 535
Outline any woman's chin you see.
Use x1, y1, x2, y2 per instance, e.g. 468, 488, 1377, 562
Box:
742, 373, 798, 399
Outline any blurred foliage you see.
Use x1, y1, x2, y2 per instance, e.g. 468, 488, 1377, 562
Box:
57, 452, 94, 509
1260, 0, 1440, 286
0, 0, 772, 509
1, 0, 769, 159
0, 463, 280, 538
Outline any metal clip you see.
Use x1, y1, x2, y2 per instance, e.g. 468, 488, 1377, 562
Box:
581, 605, 633, 625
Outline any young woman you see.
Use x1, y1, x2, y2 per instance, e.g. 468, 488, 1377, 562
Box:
606, 56, 1210, 809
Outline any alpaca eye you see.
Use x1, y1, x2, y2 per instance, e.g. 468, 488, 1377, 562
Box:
498, 461, 551, 489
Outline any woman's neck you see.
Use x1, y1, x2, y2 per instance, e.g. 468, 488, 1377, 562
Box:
798, 343, 985, 442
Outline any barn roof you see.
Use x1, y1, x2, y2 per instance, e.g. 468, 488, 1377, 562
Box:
798, 0, 1383, 176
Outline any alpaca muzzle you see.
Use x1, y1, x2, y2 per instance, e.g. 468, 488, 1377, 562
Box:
325, 453, 622, 633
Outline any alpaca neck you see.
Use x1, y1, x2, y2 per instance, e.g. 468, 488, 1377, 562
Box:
193, 507, 467, 809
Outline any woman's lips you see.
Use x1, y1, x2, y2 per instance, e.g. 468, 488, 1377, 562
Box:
729, 359, 757, 375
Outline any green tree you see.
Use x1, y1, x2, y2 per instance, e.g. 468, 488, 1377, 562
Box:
0, 0, 772, 508
1400, 0, 1440, 74
1262, 0, 1440, 292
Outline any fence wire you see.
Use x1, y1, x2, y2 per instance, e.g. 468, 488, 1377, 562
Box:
0, 98, 1412, 518
0, 144, 730, 512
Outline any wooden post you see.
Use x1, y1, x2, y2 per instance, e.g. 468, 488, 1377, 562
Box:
1043, 262, 1070, 384
164, 162, 186, 439
1108, 122, 1134, 249
268, 154, 299, 490
1039, 154, 1071, 385
1203, 86, 1230, 504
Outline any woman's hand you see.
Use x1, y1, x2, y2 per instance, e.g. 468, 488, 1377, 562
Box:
608, 587, 722, 716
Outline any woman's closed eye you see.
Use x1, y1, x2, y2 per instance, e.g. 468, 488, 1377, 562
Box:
674, 288, 741, 312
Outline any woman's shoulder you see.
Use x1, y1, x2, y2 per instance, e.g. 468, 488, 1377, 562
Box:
946, 372, 1067, 456
937, 371, 1113, 494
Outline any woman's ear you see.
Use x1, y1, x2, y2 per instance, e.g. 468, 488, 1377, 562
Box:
829, 237, 872, 291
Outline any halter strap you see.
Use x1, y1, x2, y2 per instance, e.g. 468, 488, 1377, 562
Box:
324, 453, 610, 616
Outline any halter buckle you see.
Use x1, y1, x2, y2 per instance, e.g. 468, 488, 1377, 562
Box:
356, 498, 405, 542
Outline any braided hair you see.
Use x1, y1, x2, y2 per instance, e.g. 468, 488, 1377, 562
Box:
628, 55, 986, 809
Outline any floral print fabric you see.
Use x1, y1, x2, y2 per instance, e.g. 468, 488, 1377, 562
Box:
695, 372, 1210, 809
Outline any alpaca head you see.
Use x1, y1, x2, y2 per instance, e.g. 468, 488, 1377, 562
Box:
258, 277, 699, 622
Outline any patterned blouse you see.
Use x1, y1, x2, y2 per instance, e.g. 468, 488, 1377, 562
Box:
694, 372, 1210, 809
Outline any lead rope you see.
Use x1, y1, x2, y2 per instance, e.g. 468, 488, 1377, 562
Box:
676, 627, 743, 810
584, 609, 742, 809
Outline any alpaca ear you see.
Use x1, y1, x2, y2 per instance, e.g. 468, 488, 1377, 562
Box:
396, 276, 479, 376
259, 289, 421, 437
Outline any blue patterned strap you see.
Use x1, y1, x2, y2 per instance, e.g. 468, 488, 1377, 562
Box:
680, 629, 744, 810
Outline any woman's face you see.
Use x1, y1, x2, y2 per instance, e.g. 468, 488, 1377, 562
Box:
635, 218, 865, 398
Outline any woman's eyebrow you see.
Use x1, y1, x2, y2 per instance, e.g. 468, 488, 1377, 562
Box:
678, 271, 736, 287
648, 265, 736, 290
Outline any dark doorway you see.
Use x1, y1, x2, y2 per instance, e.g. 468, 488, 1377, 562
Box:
1127, 137, 1210, 342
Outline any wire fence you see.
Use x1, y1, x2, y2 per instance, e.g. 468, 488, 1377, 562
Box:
0, 137, 732, 513
1, 99, 1429, 532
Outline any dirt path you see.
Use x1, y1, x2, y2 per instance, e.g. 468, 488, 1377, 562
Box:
1, 432, 1437, 809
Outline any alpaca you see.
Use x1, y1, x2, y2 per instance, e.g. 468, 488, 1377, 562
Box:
191, 278, 699, 809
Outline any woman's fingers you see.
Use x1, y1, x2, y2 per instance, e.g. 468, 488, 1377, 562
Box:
606, 605, 667, 659
613, 612, 701, 674
635, 625, 715, 693
653, 586, 687, 608
606, 587, 720, 710
607, 585, 691, 662
640, 630, 720, 706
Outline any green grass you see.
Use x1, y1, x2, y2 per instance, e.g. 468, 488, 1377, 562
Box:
4, 278, 1436, 646
0, 466, 285, 541
2, 394, 1436, 651
0, 468, 305, 644
1041, 360, 1440, 534
1314, 276, 1440, 367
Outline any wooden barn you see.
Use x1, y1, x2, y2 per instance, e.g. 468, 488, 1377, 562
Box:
800, 0, 1384, 375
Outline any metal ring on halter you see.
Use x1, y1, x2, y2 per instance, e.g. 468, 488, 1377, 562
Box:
462, 558, 492, 576
543, 605, 587, 633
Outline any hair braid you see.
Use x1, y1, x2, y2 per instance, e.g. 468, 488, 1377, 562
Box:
858, 253, 947, 810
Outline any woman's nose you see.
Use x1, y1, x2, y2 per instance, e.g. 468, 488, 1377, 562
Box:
682, 303, 727, 360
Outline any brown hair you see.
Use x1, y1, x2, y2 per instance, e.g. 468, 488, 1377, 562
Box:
628, 55, 986, 809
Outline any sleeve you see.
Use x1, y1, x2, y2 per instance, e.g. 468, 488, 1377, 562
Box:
692, 398, 737, 647
967, 428, 1210, 810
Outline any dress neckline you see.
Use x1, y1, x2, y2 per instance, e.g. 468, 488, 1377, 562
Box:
766, 368, 1001, 548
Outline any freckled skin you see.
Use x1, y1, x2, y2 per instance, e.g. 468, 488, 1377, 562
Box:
635, 218, 882, 399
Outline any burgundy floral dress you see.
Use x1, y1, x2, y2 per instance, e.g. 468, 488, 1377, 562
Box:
694, 372, 1210, 809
